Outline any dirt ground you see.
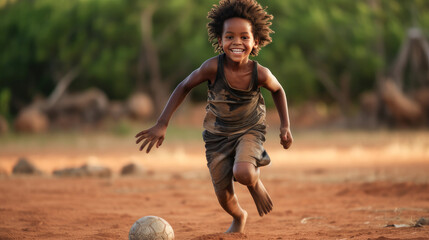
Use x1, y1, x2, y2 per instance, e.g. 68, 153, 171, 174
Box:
0, 127, 429, 239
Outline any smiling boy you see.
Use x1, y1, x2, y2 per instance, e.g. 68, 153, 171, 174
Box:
136, 0, 293, 233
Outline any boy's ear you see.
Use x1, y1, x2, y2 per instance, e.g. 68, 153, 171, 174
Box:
218, 37, 222, 46
253, 38, 259, 51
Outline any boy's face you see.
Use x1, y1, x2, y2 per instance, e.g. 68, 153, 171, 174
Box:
219, 17, 258, 63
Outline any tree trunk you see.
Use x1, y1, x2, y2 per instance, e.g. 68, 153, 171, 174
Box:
140, 3, 169, 116
46, 67, 80, 110
136, 49, 146, 93
368, 0, 387, 126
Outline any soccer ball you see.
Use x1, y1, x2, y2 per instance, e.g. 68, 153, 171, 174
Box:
129, 216, 174, 240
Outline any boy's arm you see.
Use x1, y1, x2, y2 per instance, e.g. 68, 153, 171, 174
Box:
258, 66, 293, 149
136, 58, 217, 153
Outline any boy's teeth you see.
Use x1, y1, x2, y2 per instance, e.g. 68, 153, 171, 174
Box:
232, 49, 243, 53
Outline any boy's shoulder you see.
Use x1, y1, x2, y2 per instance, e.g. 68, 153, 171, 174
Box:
197, 56, 219, 82
256, 63, 274, 84
200, 55, 219, 73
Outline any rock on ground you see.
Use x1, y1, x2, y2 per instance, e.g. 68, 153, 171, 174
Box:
12, 158, 43, 175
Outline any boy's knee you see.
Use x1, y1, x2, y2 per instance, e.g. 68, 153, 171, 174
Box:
233, 162, 258, 186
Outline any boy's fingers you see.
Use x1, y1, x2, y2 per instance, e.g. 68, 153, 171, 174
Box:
139, 139, 150, 151
137, 135, 164, 152
136, 136, 144, 144
280, 133, 288, 141
136, 134, 149, 144
284, 139, 292, 149
283, 143, 290, 149
135, 130, 148, 138
280, 137, 292, 149
156, 137, 164, 148
146, 140, 156, 153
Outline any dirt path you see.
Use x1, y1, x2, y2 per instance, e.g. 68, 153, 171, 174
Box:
0, 130, 429, 239
0, 175, 428, 239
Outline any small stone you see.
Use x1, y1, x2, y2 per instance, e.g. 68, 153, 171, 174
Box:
53, 163, 112, 178
81, 164, 112, 178
12, 158, 43, 175
120, 163, 145, 176
416, 217, 429, 226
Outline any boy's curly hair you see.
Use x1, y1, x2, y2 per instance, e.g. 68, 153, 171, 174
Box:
207, 0, 274, 56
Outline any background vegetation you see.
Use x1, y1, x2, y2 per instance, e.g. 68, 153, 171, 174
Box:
1, 0, 429, 119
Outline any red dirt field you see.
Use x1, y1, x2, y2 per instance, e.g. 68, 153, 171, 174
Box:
0, 128, 429, 239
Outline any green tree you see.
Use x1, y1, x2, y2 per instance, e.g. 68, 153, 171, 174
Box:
1, 0, 429, 120
257, 0, 429, 117
0, 0, 141, 113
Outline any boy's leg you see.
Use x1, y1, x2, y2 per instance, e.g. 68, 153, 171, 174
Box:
214, 181, 248, 233
233, 128, 273, 216
234, 162, 273, 217
203, 130, 248, 233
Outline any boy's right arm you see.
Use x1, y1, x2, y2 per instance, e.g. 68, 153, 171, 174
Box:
135, 57, 217, 153
257, 65, 293, 150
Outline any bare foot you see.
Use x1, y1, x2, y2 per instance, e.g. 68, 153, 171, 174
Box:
226, 210, 248, 233
248, 179, 273, 216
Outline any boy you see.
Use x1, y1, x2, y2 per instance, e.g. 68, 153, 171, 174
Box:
136, 0, 293, 233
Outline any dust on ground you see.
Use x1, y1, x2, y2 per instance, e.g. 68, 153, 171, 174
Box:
0, 126, 428, 239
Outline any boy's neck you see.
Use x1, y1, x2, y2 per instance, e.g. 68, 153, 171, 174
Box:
224, 54, 251, 71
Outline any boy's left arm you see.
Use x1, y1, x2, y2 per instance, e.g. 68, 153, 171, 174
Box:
271, 88, 293, 149
258, 67, 293, 149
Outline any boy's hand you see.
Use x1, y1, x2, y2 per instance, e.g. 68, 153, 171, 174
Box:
279, 127, 293, 149
135, 123, 167, 153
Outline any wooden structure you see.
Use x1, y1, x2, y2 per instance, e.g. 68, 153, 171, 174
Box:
378, 27, 429, 127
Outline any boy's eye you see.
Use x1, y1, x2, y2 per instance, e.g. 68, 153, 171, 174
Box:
241, 36, 249, 40
226, 36, 233, 40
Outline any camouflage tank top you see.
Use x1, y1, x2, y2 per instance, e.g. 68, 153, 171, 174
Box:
203, 54, 266, 135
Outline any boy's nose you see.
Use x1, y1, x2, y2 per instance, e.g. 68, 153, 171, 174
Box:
232, 38, 241, 44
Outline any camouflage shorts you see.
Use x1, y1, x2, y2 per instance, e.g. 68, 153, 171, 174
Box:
202, 125, 270, 192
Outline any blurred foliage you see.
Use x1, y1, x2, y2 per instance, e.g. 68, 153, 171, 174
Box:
1, 0, 429, 116
256, 0, 429, 108
0, 88, 11, 119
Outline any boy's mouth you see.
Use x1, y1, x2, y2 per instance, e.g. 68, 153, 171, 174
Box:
230, 48, 245, 54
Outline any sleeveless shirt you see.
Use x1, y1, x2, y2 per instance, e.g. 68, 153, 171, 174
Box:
203, 54, 266, 135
